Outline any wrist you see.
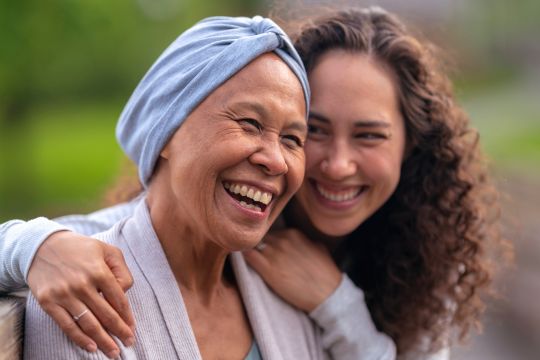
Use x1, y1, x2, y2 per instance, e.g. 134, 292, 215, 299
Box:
305, 272, 343, 312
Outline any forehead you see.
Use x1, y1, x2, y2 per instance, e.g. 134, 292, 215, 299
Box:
308, 50, 401, 126
201, 53, 307, 122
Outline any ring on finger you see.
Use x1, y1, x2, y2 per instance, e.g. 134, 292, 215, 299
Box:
73, 309, 89, 322
255, 242, 267, 251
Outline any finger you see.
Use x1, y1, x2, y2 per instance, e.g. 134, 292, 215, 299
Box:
263, 231, 298, 250
103, 246, 136, 331
82, 285, 135, 347
104, 246, 134, 292
261, 232, 282, 245
66, 302, 121, 359
243, 249, 272, 273
46, 304, 98, 353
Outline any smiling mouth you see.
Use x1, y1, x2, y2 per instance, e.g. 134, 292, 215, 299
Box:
223, 182, 273, 212
313, 181, 366, 203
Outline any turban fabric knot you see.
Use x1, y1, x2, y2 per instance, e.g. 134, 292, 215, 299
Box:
116, 16, 310, 187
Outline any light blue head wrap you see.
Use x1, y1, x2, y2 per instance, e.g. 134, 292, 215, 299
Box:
116, 15, 310, 187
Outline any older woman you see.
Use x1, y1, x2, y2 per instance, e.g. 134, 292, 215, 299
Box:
21, 15, 329, 360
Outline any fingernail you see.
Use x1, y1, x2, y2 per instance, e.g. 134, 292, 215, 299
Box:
107, 349, 120, 359
86, 343, 97, 352
125, 337, 135, 347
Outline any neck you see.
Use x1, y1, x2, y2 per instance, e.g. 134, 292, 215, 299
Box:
146, 182, 232, 305
283, 199, 346, 253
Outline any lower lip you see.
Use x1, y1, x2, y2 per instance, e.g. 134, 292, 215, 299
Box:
223, 185, 270, 221
310, 180, 366, 210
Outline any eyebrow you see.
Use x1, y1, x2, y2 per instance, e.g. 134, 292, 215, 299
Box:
234, 101, 308, 133
309, 110, 391, 128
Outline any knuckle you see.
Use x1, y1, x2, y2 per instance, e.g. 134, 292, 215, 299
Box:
72, 277, 93, 295
34, 288, 52, 304
92, 266, 113, 283
38, 284, 70, 302
117, 298, 130, 314
125, 273, 134, 288
118, 275, 134, 291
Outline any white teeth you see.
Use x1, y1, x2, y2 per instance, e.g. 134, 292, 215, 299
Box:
316, 184, 361, 202
239, 200, 262, 212
253, 190, 261, 202
224, 182, 273, 205
259, 192, 272, 205
240, 185, 248, 196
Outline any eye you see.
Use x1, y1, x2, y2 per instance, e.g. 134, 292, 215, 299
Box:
281, 134, 304, 149
308, 124, 322, 134
238, 118, 262, 133
307, 123, 328, 140
355, 132, 388, 142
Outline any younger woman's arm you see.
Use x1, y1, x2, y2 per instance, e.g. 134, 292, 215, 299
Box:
244, 228, 396, 359
0, 200, 137, 356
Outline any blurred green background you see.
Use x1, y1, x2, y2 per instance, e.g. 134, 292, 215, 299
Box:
0, 0, 263, 218
1, 0, 539, 219
1, 0, 539, 358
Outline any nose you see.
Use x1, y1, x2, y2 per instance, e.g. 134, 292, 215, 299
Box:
250, 138, 288, 176
322, 140, 357, 180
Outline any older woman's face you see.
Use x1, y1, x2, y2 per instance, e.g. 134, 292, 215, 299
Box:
293, 50, 406, 237
158, 53, 307, 250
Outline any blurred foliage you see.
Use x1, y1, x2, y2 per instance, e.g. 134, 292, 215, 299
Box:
1, 0, 539, 220
0, 0, 264, 219
0, 0, 262, 124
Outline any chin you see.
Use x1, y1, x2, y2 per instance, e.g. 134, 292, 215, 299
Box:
218, 230, 266, 251
314, 219, 359, 238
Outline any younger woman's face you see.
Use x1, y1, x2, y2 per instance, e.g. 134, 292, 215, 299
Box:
293, 50, 406, 237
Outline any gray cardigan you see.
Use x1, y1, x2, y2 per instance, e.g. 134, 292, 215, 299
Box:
7, 198, 401, 359
24, 200, 327, 359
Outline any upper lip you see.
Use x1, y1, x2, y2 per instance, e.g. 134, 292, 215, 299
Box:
223, 180, 281, 197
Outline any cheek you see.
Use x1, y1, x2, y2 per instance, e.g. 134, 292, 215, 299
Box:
304, 142, 326, 174
361, 149, 402, 187
285, 152, 306, 193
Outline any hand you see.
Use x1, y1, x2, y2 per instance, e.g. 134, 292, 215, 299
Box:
27, 230, 135, 359
243, 228, 342, 313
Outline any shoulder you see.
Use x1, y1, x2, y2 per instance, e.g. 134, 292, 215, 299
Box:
54, 198, 139, 235
233, 252, 326, 359
24, 294, 109, 359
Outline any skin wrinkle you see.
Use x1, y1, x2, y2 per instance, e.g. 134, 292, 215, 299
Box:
147, 53, 306, 302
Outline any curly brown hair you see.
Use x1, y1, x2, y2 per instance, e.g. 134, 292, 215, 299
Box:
285, 7, 506, 355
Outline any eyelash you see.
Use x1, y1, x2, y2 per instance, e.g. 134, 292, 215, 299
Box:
308, 124, 387, 142
282, 135, 304, 148
239, 118, 262, 132
239, 119, 304, 148
308, 124, 325, 134
356, 132, 387, 140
